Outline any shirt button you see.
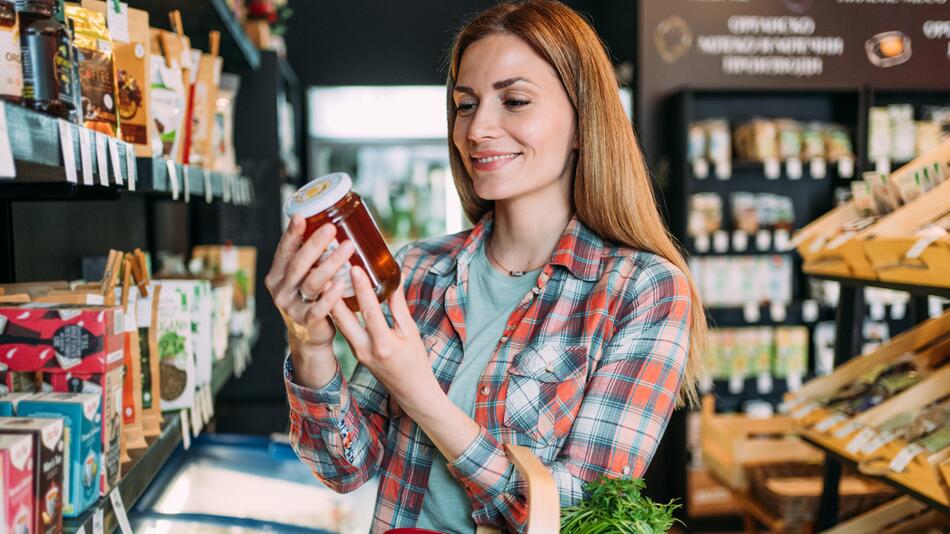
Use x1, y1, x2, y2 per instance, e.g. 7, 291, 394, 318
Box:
480, 386, 490, 396
622, 466, 631, 476
500, 336, 509, 343
544, 365, 553, 373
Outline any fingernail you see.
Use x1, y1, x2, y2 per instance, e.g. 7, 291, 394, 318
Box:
321, 224, 335, 237
340, 240, 354, 253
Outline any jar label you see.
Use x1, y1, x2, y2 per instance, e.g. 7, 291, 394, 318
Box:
0, 18, 21, 98
323, 240, 355, 298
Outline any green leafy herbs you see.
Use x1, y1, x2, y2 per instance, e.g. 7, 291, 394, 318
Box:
560, 477, 681, 534
158, 331, 186, 361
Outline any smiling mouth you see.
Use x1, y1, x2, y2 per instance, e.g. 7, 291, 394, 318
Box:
472, 153, 520, 164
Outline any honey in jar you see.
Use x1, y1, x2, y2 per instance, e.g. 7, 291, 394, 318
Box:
284, 172, 401, 311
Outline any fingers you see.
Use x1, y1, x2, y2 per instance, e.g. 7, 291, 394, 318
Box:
388, 278, 417, 336
304, 280, 345, 326
273, 224, 337, 309
330, 298, 371, 354
298, 240, 355, 298
265, 216, 305, 294
351, 267, 391, 341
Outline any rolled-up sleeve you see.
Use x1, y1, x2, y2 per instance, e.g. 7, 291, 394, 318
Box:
446, 259, 692, 531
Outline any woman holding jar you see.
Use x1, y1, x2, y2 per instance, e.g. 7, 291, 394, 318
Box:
265, 1, 707, 532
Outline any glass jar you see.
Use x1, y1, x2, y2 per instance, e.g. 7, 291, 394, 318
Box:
17, 0, 75, 119
284, 172, 401, 311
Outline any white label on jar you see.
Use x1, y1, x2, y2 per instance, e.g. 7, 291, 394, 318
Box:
0, 23, 21, 98
321, 240, 355, 298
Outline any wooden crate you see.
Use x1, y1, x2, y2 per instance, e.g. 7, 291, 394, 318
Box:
821, 496, 930, 534
700, 396, 822, 491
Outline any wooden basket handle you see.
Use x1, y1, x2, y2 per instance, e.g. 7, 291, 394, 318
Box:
503, 444, 560, 533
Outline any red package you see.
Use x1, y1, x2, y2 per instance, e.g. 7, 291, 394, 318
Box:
0, 434, 34, 534
0, 305, 124, 374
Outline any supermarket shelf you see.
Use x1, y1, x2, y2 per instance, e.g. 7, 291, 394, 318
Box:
808, 274, 950, 299
63, 333, 252, 534
689, 159, 851, 182
707, 301, 835, 328
801, 434, 950, 517
128, 0, 261, 71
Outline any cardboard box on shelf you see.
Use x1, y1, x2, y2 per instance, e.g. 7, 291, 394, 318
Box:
0, 433, 33, 534
0, 417, 65, 534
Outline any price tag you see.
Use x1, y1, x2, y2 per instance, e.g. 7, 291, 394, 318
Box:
787, 371, 803, 392
756, 372, 773, 394
890, 301, 906, 320
802, 299, 820, 323
846, 428, 877, 454
125, 144, 136, 191
695, 234, 711, 253
728, 374, 744, 394
93, 508, 104, 534
106, 2, 130, 43
809, 158, 827, 179
713, 230, 729, 253
743, 302, 761, 323
732, 230, 748, 252
929, 297, 944, 318
191, 398, 203, 436
206, 387, 215, 418
764, 158, 781, 179
180, 408, 191, 450
714, 160, 731, 180
222, 174, 231, 203
774, 229, 790, 251
870, 302, 886, 321
692, 158, 709, 179
792, 402, 819, 419
79, 127, 95, 185
874, 157, 890, 175
109, 488, 133, 534
95, 132, 109, 186
58, 120, 78, 183
786, 157, 803, 180
769, 302, 787, 322
863, 430, 896, 455
778, 398, 804, 414
0, 104, 15, 179
838, 157, 854, 178
183, 165, 191, 203
166, 159, 179, 200
755, 229, 771, 251
201, 386, 211, 424
203, 168, 212, 203
109, 137, 123, 185
889, 443, 925, 473
815, 412, 847, 432
834, 420, 863, 439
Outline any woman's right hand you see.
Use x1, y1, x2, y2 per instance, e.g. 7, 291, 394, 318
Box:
265, 216, 355, 386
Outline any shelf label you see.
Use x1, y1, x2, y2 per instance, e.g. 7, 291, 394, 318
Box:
222, 174, 231, 203
57, 120, 78, 183
107, 2, 130, 43
125, 145, 136, 191
743, 302, 761, 323
870, 302, 886, 321
756, 371, 773, 394
182, 165, 191, 203
694, 234, 710, 253
929, 297, 944, 319
755, 229, 771, 251
809, 157, 827, 179
109, 137, 124, 186
79, 127, 95, 185
834, 420, 863, 439
728, 373, 744, 394
764, 157, 781, 179
786, 157, 803, 180
732, 230, 749, 252
0, 104, 15, 179
787, 371, 803, 392
191, 397, 203, 436
93, 507, 104, 534
769, 301, 787, 322
204, 168, 212, 203
109, 488, 133, 534
838, 157, 854, 178
692, 158, 709, 179
889, 443, 925, 473
774, 229, 791, 251
166, 159, 179, 200
873, 157, 889, 176
713, 230, 729, 253
714, 160, 731, 180
890, 301, 907, 320
792, 401, 819, 419
95, 132, 109, 186
180, 408, 191, 450
802, 299, 820, 323
862, 430, 896, 455
815, 412, 847, 432
207, 387, 215, 418
846, 428, 877, 454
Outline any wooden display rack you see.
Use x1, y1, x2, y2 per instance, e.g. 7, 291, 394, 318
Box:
821, 495, 948, 534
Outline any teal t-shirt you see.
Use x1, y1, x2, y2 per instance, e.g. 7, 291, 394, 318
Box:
415, 242, 541, 533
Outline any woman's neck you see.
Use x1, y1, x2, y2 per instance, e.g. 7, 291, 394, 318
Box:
489, 193, 572, 274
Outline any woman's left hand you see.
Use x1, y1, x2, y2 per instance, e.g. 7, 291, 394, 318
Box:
330, 266, 436, 409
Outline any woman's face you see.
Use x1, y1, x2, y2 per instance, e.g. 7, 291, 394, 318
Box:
452, 34, 578, 203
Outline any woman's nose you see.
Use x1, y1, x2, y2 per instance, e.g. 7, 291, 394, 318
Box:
467, 105, 500, 144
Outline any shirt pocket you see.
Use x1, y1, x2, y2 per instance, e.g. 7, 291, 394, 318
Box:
503, 344, 588, 445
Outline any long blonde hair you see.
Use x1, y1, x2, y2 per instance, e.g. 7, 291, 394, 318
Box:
447, 0, 707, 406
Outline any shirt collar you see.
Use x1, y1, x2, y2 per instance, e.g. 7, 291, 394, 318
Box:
429, 211, 603, 282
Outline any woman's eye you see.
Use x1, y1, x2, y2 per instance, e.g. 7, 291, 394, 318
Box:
456, 102, 477, 115
504, 98, 530, 109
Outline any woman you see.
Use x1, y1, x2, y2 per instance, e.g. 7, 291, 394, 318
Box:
266, 1, 707, 532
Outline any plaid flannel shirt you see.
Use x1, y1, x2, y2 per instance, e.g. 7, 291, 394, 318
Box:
284, 213, 691, 532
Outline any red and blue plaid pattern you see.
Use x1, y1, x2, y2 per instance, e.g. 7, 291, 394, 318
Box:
284, 213, 691, 532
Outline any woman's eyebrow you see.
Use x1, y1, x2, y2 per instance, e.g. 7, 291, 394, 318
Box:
453, 77, 537, 95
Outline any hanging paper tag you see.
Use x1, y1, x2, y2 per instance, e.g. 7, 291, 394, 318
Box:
180, 409, 191, 450
728, 374, 744, 394
166, 159, 179, 200
109, 489, 133, 534
191, 397, 202, 436
695, 234, 710, 253
0, 104, 15, 179
786, 157, 803, 180
743, 302, 761, 323
764, 158, 781, 179
222, 174, 231, 203
769, 302, 787, 322
692, 158, 709, 179
809, 158, 827, 179
774, 229, 790, 251
58, 120, 78, 183
889, 443, 925, 473
95, 132, 109, 186
713, 230, 729, 253
732, 230, 748, 252
125, 144, 136, 191
79, 128, 95, 185
109, 137, 124, 185
837, 157, 854, 178
204, 168, 212, 203
815, 412, 847, 432
870, 302, 886, 321
792, 402, 819, 419
846, 428, 877, 454
889, 301, 906, 320
756, 372, 773, 394
834, 420, 863, 439
106, 2, 130, 43
183, 165, 191, 203
714, 160, 731, 180
802, 299, 820, 323
755, 229, 771, 251
863, 430, 896, 455
930, 297, 945, 318
93, 508, 104, 534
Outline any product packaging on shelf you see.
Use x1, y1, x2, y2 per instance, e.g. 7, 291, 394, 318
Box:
0, 392, 33, 415
137, 280, 162, 437
149, 28, 186, 160
188, 37, 222, 167
0, 433, 33, 534
191, 245, 257, 335
0, 370, 37, 394
0, 0, 22, 101
83, 0, 153, 156
18, 393, 101, 518
0, 417, 65, 534
212, 73, 240, 173
154, 279, 196, 412
64, 5, 119, 137
19, 0, 76, 120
